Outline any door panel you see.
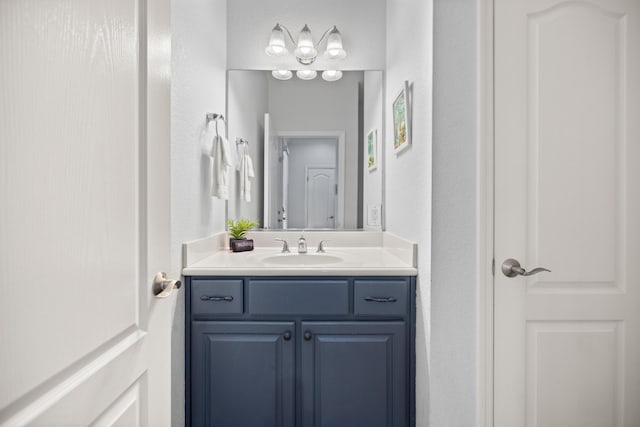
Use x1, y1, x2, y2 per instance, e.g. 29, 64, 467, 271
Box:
306, 168, 337, 228
527, 2, 626, 294
0, 0, 172, 425
494, 0, 640, 426
301, 322, 406, 427
191, 322, 296, 427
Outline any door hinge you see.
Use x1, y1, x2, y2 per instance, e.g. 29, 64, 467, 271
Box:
492, 258, 495, 276
335, 184, 338, 195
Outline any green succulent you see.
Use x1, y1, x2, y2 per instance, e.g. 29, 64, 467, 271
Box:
227, 218, 258, 239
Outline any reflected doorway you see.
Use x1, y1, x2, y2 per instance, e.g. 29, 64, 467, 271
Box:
263, 122, 345, 229
279, 136, 339, 229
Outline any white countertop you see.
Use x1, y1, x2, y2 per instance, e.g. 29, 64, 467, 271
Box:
182, 231, 418, 277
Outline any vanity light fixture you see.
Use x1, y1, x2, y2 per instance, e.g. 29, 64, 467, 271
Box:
265, 23, 347, 65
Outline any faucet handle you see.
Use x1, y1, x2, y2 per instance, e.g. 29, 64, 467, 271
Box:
274, 238, 290, 253
297, 235, 308, 254
316, 240, 330, 253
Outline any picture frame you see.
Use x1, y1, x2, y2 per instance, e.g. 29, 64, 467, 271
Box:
392, 80, 411, 154
367, 128, 377, 171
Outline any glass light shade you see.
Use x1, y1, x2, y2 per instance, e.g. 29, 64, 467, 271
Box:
294, 24, 318, 64
321, 70, 343, 82
324, 27, 346, 59
296, 69, 318, 80
265, 24, 288, 57
272, 70, 293, 80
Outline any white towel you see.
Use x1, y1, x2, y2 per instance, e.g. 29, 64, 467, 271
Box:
237, 147, 255, 202
210, 135, 232, 199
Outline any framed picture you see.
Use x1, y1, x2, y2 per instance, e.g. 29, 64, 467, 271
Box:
392, 80, 411, 154
367, 128, 377, 171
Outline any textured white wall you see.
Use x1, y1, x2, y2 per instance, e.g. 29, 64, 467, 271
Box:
431, 0, 478, 425
227, 71, 269, 224
385, 0, 433, 425
171, 0, 227, 424
226, 0, 386, 70
363, 71, 384, 230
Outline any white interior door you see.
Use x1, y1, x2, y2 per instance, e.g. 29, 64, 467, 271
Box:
305, 167, 337, 229
0, 0, 174, 425
494, 0, 640, 426
263, 113, 282, 229
281, 148, 289, 229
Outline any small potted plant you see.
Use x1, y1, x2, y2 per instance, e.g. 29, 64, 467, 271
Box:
227, 218, 258, 252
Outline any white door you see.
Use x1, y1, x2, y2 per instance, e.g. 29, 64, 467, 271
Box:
494, 0, 640, 426
305, 167, 337, 229
281, 147, 289, 229
264, 113, 285, 230
0, 0, 174, 426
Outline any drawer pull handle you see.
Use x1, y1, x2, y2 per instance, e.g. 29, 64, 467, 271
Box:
283, 331, 292, 341
364, 296, 397, 303
303, 331, 312, 341
200, 295, 234, 302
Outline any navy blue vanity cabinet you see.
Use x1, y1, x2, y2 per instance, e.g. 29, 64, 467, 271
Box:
186, 276, 416, 427
191, 322, 296, 427
300, 322, 407, 427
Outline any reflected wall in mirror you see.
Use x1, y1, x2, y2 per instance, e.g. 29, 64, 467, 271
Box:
227, 70, 383, 230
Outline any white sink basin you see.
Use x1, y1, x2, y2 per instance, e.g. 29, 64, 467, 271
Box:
261, 253, 344, 266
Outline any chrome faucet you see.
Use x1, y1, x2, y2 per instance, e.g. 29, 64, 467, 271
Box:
298, 235, 307, 254
274, 238, 290, 253
316, 240, 329, 253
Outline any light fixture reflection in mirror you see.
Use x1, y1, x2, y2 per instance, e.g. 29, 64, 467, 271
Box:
322, 70, 343, 82
296, 69, 317, 80
272, 70, 293, 80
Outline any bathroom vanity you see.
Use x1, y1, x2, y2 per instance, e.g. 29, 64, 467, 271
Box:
183, 232, 417, 427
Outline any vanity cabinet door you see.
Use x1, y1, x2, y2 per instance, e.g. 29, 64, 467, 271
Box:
191, 321, 295, 427
300, 322, 407, 427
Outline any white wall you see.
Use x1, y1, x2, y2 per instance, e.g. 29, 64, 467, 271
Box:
268, 73, 362, 228
227, 0, 386, 71
385, 0, 433, 425
363, 71, 384, 230
227, 71, 269, 224
171, 0, 227, 424
431, 0, 478, 425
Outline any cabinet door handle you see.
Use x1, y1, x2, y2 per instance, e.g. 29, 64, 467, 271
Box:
283, 331, 292, 341
364, 296, 397, 303
200, 295, 234, 302
303, 331, 312, 341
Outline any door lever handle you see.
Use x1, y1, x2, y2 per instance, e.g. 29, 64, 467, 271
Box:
501, 259, 551, 278
153, 272, 182, 298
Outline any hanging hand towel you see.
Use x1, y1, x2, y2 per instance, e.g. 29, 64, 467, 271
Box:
210, 135, 232, 199
237, 146, 255, 202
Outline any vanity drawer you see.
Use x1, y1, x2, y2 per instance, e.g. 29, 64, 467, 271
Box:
248, 279, 349, 315
354, 280, 408, 316
191, 279, 244, 315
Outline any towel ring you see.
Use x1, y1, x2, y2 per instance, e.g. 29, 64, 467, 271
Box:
206, 113, 226, 137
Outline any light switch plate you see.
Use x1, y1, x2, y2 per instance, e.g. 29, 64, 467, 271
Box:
367, 204, 381, 227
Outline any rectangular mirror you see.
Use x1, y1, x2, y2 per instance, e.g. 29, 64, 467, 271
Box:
227, 70, 384, 230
